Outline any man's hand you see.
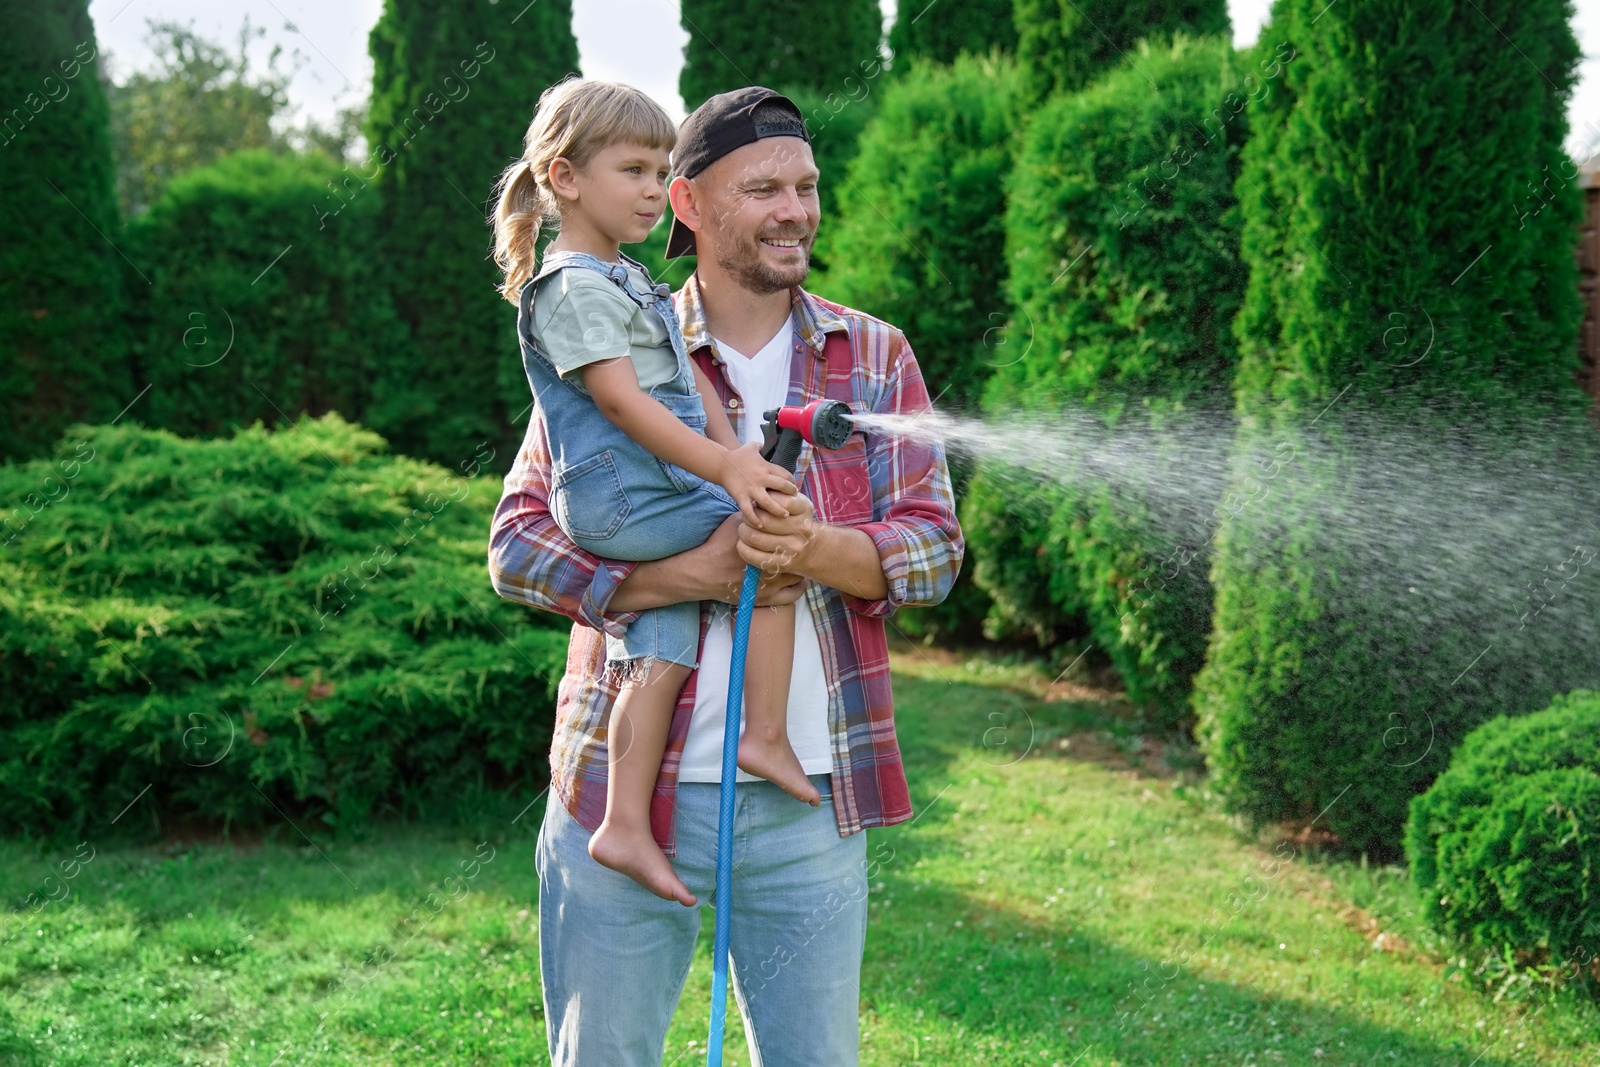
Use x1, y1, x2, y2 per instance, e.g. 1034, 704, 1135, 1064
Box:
737, 492, 891, 603
606, 513, 806, 614
736, 491, 820, 577
695, 514, 808, 606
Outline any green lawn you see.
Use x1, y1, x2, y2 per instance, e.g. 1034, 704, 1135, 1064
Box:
3, 643, 1597, 1065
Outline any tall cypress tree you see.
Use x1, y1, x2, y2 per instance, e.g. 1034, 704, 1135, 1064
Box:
678, 0, 882, 110
0, 1, 131, 461
1193, 0, 1589, 852
887, 0, 1015, 67
1014, 0, 1229, 100
366, 0, 578, 469
971, 35, 1249, 725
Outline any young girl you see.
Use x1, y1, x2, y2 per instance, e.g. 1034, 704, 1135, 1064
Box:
490, 78, 820, 908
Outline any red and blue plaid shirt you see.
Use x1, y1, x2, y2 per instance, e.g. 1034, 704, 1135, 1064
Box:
487, 274, 963, 856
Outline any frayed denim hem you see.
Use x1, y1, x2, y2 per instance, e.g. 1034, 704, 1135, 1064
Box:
602, 655, 660, 689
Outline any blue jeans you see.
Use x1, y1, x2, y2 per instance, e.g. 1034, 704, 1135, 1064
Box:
535, 775, 869, 1065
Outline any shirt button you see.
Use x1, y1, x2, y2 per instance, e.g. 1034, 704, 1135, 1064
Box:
728, 398, 739, 409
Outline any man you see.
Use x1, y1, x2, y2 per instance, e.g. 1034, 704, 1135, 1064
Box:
486, 85, 962, 1066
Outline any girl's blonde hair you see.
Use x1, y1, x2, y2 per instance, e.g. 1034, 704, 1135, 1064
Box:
490, 77, 676, 303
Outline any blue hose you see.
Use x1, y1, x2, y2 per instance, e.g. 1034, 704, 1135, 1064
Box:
706, 562, 761, 1065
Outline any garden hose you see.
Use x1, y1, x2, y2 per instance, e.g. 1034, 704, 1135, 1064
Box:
705, 399, 856, 1066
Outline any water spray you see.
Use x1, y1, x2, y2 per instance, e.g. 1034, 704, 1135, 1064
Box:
705, 398, 858, 1066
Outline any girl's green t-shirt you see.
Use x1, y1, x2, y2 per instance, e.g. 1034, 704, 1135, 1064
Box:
529, 264, 679, 395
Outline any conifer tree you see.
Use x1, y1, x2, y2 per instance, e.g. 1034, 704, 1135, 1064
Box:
366, 0, 579, 468
0, 1, 131, 461
678, 0, 882, 110
1014, 0, 1228, 100
887, 0, 1015, 67
1194, 0, 1588, 852
972, 36, 1248, 723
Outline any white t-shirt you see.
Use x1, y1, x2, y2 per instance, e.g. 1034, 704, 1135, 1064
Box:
677, 315, 833, 782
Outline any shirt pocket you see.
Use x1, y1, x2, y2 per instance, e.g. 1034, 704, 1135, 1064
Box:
807, 436, 874, 525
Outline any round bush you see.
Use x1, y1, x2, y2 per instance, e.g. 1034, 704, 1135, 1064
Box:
1406, 691, 1600, 969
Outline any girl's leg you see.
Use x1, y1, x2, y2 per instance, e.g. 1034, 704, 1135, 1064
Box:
735, 602, 820, 805
588, 658, 698, 906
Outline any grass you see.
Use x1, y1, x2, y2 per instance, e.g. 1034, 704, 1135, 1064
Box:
2, 642, 1597, 1065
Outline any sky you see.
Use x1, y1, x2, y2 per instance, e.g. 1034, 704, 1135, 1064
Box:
87, 0, 1598, 158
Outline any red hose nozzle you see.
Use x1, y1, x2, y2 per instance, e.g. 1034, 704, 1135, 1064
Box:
773, 399, 855, 451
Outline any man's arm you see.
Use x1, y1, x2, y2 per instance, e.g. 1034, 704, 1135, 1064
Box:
609, 514, 808, 612
734, 329, 964, 617
486, 415, 640, 635
740, 512, 887, 601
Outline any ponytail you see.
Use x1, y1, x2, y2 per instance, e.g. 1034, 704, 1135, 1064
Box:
491, 159, 550, 304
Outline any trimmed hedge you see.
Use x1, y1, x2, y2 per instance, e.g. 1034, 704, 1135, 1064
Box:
1406, 691, 1600, 975
124, 149, 411, 443
1015, 0, 1229, 101
0, 415, 567, 840
1193, 0, 1589, 852
965, 36, 1249, 718
0, 2, 131, 463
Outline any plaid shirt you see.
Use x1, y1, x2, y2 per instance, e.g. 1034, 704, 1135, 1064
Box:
487, 274, 963, 856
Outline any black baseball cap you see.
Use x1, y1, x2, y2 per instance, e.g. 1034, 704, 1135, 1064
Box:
665, 86, 811, 259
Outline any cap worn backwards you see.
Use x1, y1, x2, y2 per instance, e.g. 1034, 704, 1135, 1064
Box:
665, 86, 811, 259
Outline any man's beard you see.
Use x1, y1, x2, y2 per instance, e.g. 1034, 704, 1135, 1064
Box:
710, 227, 811, 294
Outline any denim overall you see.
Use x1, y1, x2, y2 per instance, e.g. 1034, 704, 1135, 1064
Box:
518, 249, 740, 670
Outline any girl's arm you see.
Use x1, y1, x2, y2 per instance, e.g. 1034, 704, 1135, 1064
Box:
579, 358, 795, 526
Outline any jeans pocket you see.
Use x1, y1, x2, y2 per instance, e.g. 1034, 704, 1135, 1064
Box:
553, 451, 631, 540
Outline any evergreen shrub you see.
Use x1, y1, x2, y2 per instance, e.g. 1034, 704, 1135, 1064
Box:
366, 0, 580, 471
967, 36, 1249, 718
0, 2, 130, 462
1014, 0, 1229, 101
823, 53, 1026, 643
887, 0, 1015, 66
124, 149, 410, 442
678, 0, 883, 110
1193, 0, 1589, 852
1406, 691, 1600, 980
0, 415, 567, 840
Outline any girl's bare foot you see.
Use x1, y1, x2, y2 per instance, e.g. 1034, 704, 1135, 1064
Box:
737, 737, 821, 805
588, 820, 696, 907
